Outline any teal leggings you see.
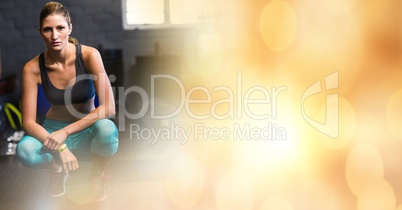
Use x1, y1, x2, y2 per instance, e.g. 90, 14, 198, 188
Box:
16, 118, 119, 168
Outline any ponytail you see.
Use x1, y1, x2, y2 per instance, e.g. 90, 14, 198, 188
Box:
68, 36, 79, 45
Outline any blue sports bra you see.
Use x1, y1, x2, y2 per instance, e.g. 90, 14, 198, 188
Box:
39, 43, 95, 105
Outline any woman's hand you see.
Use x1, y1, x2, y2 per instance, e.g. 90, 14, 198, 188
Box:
59, 147, 79, 171
44, 129, 69, 151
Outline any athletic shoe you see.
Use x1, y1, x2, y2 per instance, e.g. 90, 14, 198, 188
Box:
89, 173, 108, 201
47, 168, 68, 197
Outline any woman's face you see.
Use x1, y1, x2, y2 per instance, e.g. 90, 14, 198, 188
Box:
40, 14, 72, 51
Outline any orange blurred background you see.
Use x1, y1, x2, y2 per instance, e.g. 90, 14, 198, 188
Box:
152, 0, 402, 209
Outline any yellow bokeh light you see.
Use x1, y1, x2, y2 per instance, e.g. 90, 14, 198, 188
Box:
345, 144, 384, 197
259, 197, 293, 210
215, 170, 255, 210
229, 86, 302, 172
357, 178, 395, 210
259, 0, 297, 52
165, 156, 205, 209
386, 89, 402, 139
292, 178, 341, 210
232, 138, 297, 174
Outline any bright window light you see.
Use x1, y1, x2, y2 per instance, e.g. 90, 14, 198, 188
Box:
123, 0, 215, 29
125, 0, 164, 25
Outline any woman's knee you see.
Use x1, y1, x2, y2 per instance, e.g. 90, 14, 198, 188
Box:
16, 136, 51, 168
16, 136, 35, 164
92, 119, 118, 143
90, 119, 119, 157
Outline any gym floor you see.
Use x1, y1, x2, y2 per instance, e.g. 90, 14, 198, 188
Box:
0, 131, 193, 210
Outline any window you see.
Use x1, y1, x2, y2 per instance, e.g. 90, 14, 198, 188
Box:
122, 0, 215, 29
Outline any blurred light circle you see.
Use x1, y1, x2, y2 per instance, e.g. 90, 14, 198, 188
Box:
165, 157, 205, 209
345, 144, 384, 197
386, 89, 402, 139
293, 179, 341, 210
259, 197, 293, 210
357, 178, 395, 210
216, 171, 254, 210
259, 0, 297, 52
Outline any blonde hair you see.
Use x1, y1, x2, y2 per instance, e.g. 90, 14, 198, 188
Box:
39, 1, 79, 44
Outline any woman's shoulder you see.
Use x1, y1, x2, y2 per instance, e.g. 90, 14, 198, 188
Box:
80, 44, 101, 60
22, 55, 41, 85
78, 44, 104, 74
22, 55, 41, 75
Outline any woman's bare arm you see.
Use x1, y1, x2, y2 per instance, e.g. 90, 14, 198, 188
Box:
21, 58, 50, 143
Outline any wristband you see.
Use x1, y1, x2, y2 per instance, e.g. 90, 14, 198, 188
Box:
58, 144, 67, 153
